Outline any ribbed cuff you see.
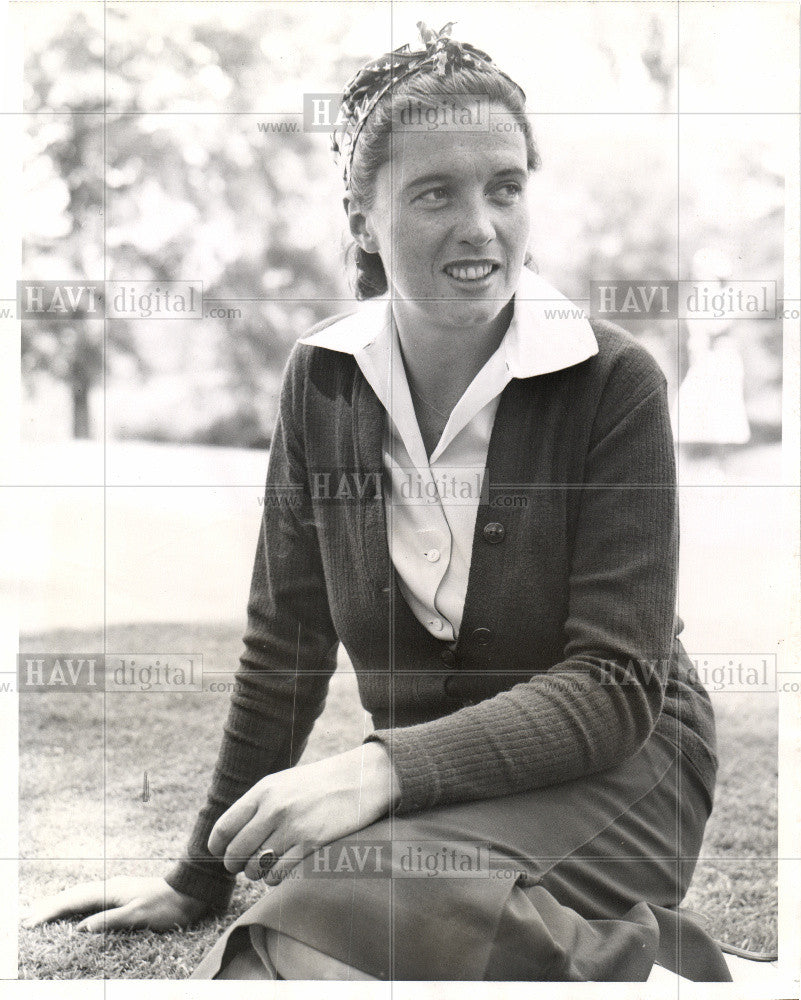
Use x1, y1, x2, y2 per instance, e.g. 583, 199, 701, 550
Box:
164, 859, 236, 914
364, 730, 441, 815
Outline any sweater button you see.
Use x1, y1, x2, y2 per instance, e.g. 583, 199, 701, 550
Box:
440, 648, 457, 667
483, 522, 505, 543
472, 627, 493, 646
444, 674, 460, 697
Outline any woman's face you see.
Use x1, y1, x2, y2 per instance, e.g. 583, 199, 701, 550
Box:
350, 100, 531, 335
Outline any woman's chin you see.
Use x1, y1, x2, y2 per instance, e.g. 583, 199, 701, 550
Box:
394, 279, 515, 332
437, 300, 508, 331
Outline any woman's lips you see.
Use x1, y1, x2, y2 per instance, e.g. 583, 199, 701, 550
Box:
442, 261, 500, 283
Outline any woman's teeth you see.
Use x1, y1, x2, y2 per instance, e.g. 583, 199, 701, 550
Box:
444, 262, 495, 281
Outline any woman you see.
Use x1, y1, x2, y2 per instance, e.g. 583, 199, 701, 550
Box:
24, 24, 727, 981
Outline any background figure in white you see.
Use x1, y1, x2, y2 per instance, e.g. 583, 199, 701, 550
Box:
671, 248, 750, 481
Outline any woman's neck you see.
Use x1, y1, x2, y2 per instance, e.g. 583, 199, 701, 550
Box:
392, 299, 514, 409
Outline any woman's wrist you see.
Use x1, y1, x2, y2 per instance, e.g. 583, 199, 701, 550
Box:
170, 884, 212, 918
355, 740, 402, 813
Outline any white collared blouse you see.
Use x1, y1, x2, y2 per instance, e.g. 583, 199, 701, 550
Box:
298, 266, 598, 643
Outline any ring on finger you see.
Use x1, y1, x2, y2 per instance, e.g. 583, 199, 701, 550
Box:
258, 848, 278, 879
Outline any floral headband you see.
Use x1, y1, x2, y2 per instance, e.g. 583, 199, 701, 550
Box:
331, 22, 526, 189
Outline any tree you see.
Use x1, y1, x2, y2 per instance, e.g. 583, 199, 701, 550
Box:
23, 6, 352, 443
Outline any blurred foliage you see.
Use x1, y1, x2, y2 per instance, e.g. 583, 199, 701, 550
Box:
21, 5, 784, 444
23, 5, 359, 443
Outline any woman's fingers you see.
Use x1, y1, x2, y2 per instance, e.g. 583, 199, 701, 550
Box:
207, 798, 260, 863
242, 841, 283, 882
21, 880, 119, 928
242, 841, 306, 885
22, 877, 207, 933
261, 844, 306, 888
223, 815, 282, 875
76, 900, 163, 933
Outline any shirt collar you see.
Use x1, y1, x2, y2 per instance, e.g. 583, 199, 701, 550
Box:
297, 265, 598, 375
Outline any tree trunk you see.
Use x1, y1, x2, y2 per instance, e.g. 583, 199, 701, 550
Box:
72, 381, 90, 438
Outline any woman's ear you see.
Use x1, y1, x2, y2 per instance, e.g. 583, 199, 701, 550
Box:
344, 195, 380, 255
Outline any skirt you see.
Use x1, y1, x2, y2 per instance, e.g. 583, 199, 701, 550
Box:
190, 729, 730, 982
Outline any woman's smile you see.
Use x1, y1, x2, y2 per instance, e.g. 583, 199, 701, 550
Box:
441, 258, 502, 286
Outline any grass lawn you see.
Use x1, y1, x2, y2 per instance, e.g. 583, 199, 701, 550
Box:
18, 621, 778, 979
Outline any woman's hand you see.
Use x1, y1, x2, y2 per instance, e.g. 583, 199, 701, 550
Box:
208, 742, 400, 886
20, 876, 209, 932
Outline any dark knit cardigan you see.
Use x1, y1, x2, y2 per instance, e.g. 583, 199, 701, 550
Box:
166, 317, 718, 910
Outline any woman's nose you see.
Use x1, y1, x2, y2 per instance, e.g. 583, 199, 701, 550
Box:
456, 197, 495, 246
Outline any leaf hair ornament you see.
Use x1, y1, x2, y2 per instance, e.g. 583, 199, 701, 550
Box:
331, 22, 526, 189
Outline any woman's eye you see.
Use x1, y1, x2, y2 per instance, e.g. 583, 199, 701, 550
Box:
415, 187, 450, 205
493, 182, 523, 202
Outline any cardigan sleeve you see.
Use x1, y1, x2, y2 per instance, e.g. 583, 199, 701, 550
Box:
165, 344, 340, 908
366, 348, 679, 814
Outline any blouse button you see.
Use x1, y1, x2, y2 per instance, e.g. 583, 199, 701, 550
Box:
428, 617, 444, 632
426, 548, 441, 562
483, 522, 505, 543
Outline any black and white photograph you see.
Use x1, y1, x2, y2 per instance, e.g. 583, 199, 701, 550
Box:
1, 0, 799, 990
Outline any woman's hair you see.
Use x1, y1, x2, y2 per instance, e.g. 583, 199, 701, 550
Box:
346, 66, 541, 299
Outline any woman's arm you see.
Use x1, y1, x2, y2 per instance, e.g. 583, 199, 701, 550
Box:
164, 343, 343, 909
366, 344, 679, 814
25, 343, 394, 926
23, 347, 344, 929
